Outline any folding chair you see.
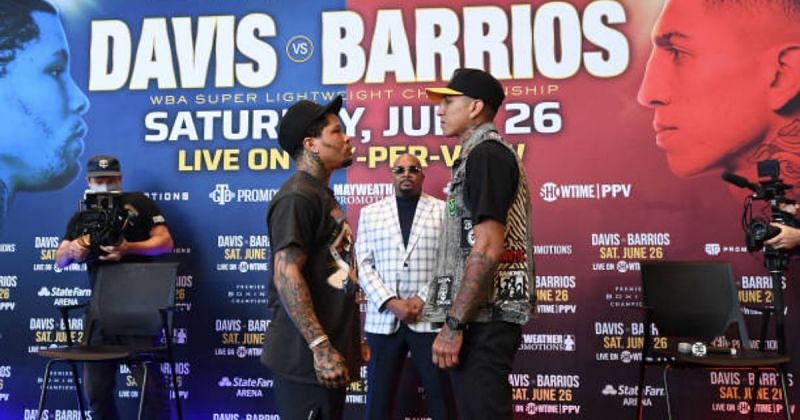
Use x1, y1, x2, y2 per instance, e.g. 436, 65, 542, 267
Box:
637, 260, 791, 420
36, 262, 183, 420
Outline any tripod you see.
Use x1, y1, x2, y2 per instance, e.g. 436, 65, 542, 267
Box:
761, 245, 788, 354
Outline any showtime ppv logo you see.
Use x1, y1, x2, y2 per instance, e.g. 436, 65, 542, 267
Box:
517, 403, 582, 415
539, 182, 632, 202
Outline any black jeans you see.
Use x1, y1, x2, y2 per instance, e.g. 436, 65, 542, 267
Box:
365, 324, 456, 420
451, 321, 522, 420
273, 373, 347, 420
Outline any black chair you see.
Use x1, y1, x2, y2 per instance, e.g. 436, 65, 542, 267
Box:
36, 262, 183, 420
637, 261, 791, 420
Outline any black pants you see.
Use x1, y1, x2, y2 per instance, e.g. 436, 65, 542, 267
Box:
451, 321, 522, 420
365, 324, 456, 420
84, 333, 170, 420
273, 373, 347, 420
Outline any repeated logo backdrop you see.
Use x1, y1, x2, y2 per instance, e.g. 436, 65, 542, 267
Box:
0, 0, 798, 419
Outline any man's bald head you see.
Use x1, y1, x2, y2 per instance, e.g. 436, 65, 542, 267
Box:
391, 154, 425, 199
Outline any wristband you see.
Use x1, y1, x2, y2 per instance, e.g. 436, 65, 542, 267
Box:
308, 334, 329, 350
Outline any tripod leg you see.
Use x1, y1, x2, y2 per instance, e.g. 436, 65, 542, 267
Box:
779, 367, 791, 420
37, 359, 57, 420
662, 365, 674, 420
138, 363, 148, 420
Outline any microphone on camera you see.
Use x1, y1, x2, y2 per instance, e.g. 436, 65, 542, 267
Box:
722, 171, 759, 192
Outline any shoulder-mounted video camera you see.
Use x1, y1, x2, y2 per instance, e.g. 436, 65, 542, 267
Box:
723, 160, 798, 253
73, 192, 136, 258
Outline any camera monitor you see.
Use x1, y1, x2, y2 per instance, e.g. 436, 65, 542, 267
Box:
82, 191, 123, 211
757, 159, 780, 180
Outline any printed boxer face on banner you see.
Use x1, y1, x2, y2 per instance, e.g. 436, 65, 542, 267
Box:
637, 0, 775, 177
0, 11, 89, 191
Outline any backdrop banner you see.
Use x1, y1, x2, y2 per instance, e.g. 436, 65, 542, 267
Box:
0, 0, 797, 418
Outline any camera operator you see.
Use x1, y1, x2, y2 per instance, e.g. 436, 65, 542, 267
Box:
54, 154, 174, 420
55, 155, 172, 267
765, 203, 800, 251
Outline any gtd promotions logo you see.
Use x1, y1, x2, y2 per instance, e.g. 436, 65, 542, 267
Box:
210, 184, 234, 205
705, 243, 721, 256
210, 184, 278, 205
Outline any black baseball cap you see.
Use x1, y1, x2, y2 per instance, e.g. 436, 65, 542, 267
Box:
278, 95, 343, 158
86, 155, 121, 177
426, 68, 506, 112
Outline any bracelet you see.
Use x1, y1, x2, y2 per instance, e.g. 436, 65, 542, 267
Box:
308, 334, 329, 350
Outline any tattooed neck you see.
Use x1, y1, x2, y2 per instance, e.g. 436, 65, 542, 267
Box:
459, 125, 478, 145
745, 118, 800, 181
298, 151, 331, 184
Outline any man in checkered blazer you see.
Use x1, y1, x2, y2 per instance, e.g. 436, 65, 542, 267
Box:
356, 153, 456, 420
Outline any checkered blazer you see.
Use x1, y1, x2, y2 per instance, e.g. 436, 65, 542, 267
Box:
356, 193, 445, 334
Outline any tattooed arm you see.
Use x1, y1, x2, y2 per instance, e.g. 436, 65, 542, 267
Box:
432, 219, 505, 369
273, 245, 350, 388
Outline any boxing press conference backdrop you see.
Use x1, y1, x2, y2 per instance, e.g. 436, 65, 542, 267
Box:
0, 0, 798, 418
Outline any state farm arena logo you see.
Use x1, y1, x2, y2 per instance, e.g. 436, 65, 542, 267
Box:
601, 383, 665, 404
600, 384, 666, 397
539, 182, 632, 203
209, 184, 278, 205
218, 376, 273, 388
37, 287, 91, 297
218, 376, 273, 398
